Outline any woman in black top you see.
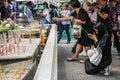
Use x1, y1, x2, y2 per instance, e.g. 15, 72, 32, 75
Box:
95, 0, 112, 37
0, 0, 16, 20
67, 0, 94, 61
49, 5, 59, 22
87, 23, 112, 75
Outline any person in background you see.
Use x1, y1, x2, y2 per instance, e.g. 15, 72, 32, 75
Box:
69, 6, 74, 28
0, 0, 16, 20
88, 0, 100, 14
88, 0, 100, 23
94, 0, 112, 57
19, 2, 25, 13
13, 1, 20, 16
49, 4, 60, 23
116, 0, 120, 8
116, 29, 120, 56
116, 0, 120, 56
53, 3, 71, 44
36, 2, 50, 24
109, 0, 120, 56
82, 0, 91, 11
109, 0, 117, 47
95, 0, 112, 36
58, 6, 62, 16
24, 1, 34, 23
49, 4, 60, 31
28, 1, 36, 15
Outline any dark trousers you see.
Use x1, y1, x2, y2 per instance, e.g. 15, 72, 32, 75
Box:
113, 30, 120, 54
58, 24, 71, 42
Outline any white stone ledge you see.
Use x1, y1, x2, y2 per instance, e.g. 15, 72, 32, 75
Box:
34, 24, 57, 80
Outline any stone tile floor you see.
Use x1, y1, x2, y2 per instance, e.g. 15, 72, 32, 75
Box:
58, 40, 120, 80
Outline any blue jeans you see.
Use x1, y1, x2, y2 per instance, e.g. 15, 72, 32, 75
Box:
40, 17, 49, 24
58, 24, 71, 42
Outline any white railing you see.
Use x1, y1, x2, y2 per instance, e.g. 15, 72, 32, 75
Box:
33, 24, 57, 80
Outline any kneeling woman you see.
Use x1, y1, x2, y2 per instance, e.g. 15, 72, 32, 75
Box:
87, 23, 112, 75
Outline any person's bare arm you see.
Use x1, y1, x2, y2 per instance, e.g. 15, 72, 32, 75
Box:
87, 33, 98, 43
53, 16, 72, 21
95, 8, 108, 20
89, 5, 99, 11
73, 18, 86, 24
36, 11, 47, 17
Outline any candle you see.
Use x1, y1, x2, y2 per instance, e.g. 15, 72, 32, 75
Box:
21, 33, 26, 53
29, 28, 32, 43
0, 47, 2, 56
1, 48, 4, 56
3, 33, 7, 55
10, 30, 16, 53
18, 30, 21, 43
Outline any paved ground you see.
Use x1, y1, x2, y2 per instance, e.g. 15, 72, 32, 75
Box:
58, 40, 120, 80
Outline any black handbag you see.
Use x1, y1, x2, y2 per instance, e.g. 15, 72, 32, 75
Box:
84, 59, 100, 74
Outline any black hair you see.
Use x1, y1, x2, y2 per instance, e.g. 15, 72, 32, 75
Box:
102, 0, 107, 1
109, 0, 117, 2
116, 0, 119, 6
26, 1, 31, 6
50, 4, 55, 8
64, 3, 69, 8
94, 23, 108, 40
99, 0, 107, 2
69, 0, 81, 8
1, 0, 7, 2
43, 2, 49, 9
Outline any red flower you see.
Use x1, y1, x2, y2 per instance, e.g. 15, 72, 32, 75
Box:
2, 21, 8, 25
10, 21, 15, 26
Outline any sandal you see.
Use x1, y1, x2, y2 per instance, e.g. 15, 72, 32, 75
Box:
79, 59, 84, 63
66, 58, 78, 61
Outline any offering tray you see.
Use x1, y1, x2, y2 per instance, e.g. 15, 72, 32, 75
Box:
0, 59, 36, 80
0, 39, 40, 60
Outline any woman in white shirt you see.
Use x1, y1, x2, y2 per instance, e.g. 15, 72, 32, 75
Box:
36, 2, 50, 24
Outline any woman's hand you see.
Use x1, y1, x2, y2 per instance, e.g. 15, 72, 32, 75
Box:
87, 33, 98, 43
36, 11, 39, 14
70, 16, 74, 21
94, 7, 100, 13
36, 11, 40, 15
112, 24, 117, 30
73, 18, 86, 24
117, 31, 120, 37
74, 19, 81, 23
52, 17, 59, 21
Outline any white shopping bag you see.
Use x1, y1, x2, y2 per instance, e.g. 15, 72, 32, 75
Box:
72, 25, 82, 39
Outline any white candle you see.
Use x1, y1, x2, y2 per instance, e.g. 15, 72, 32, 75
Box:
3, 33, 7, 55
29, 28, 32, 43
